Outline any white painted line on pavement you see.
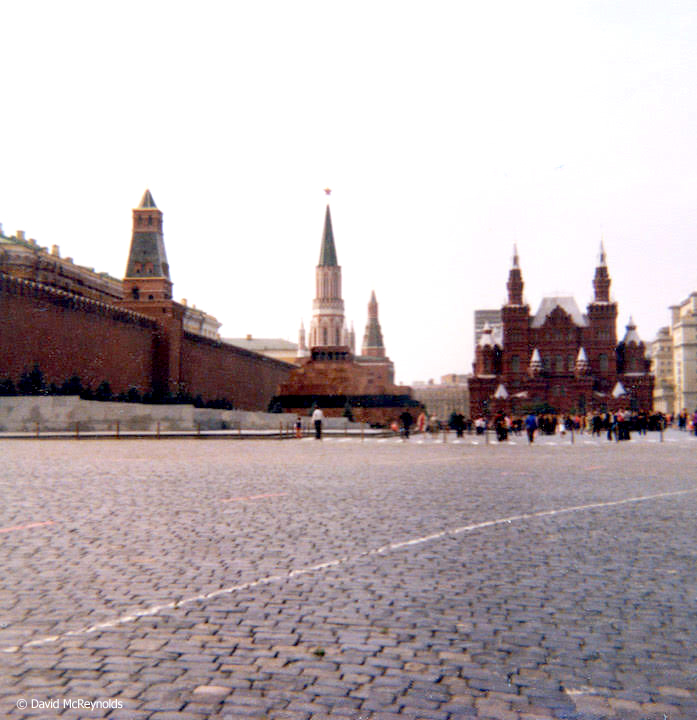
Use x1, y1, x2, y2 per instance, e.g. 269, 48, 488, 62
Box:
221, 492, 287, 503
3, 487, 696, 654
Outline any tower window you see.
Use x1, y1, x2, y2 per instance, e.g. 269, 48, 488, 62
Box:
599, 353, 608, 372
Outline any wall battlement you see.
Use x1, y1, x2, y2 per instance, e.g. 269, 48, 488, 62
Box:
0, 272, 156, 329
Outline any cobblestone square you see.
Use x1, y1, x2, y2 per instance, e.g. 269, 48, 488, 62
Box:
1, 432, 696, 719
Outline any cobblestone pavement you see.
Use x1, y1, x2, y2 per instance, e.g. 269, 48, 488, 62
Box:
1, 431, 696, 719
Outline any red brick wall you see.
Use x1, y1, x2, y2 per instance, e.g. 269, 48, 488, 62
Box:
0, 274, 155, 393
1, 273, 294, 410
179, 333, 293, 410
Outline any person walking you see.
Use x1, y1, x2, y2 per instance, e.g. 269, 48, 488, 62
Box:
312, 406, 324, 440
295, 415, 303, 439
525, 412, 537, 444
400, 410, 413, 439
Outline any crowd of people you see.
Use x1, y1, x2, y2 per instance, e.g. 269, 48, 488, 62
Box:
303, 405, 697, 442
393, 408, 690, 443
471, 409, 676, 443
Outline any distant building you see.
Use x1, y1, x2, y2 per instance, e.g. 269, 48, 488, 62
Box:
411, 375, 470, 421
273, 202, 420, 425
181, 301, 222, 341
474, 309, 502, 348
468, 244, 654, 416
0, 226, 123, 303
650, 326, 675, 415
654, 292, 697, 414
225, 335, 299, 365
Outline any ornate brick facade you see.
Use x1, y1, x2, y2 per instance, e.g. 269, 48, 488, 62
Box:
468, 245, 654, 417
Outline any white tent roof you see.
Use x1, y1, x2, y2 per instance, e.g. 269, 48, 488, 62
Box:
532, 296, 588, 328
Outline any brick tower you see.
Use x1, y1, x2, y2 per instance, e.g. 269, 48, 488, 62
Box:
501, 245, 530, 380
361, 290, 386, 358
122, 189, 172, 302
309, 204, 349, 350
119, 190, 183, 396
586, 240, 618, 390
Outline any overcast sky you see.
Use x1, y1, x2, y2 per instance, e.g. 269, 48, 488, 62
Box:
2, 1, 696, 384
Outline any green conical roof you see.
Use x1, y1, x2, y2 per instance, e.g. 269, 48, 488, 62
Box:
139, 189, 157, 209
125, 190, 170, 279
318, 205, 338, 267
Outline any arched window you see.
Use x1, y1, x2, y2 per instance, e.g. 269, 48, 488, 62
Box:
555, 356, 564, 373
323, 328, 328, 345
599, 353, 608, 372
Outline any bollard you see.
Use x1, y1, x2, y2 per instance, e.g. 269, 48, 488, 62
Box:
660, 419, 664, 443
35, 421, 40, 439
571, 427, 575, 444
116, 420, 120, 439
156, 421, 160, 439
75, 422, 80, 439
485, 426, 489, 445
361, 425, 365, 442
344, 421, 348, 437
279, 421, 283, 439
197, 423, 201, 436
238, 422, 242, 437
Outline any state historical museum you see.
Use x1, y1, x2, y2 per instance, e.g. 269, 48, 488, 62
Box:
468, 245, 654, 417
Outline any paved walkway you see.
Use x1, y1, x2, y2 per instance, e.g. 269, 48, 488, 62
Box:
1, 433, 696, 719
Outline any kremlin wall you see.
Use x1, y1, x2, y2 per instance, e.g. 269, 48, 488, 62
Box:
0, 192, 293, 411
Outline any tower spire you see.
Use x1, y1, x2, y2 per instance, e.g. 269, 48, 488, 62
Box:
297, 319, 309, 358
139, 189, 157, 209
309, 194, 345, 349
362, 290, 385, 357
506, 244, 523, 305
593, 240, 611, 302
318, 204, 338, 267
